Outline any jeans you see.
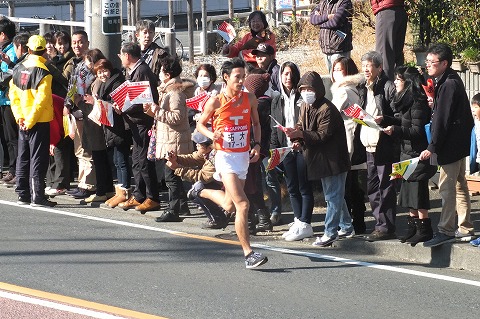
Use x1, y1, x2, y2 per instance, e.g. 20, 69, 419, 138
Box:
321, 171, 353, 237
282, 151, 314, 223
264, 164, 282, 215
113, 142, 131, 188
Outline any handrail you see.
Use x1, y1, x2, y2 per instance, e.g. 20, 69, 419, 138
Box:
7, 16, 84, 27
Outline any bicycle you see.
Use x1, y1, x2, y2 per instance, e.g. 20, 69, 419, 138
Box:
152, 15, 184, 59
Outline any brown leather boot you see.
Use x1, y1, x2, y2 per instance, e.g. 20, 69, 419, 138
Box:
118, 195, 141, 210
105, 185, 120, 206
135, 198, 160, 213
108, 186, 128, 208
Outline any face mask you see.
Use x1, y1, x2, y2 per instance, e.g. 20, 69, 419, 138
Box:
197, 76, 211, 88
332, 70, 344, 82
301, 91, 316, 105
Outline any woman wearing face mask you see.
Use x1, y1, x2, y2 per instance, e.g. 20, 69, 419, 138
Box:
286, 71, 352, 247
270, 62, 315, 241
330, 57, 367, 235
194, 64, 221, 96
382, 66, 435, 246
222, 11, 276, 68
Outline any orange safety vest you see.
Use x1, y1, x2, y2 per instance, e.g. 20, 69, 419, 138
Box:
212, 91, 251, 153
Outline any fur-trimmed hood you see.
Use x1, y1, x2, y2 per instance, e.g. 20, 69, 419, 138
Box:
158, 76, 195, 95
330, 73, 364, 93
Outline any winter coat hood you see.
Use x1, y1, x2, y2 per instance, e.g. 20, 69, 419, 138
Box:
330, 73, 364, 92
298, 71, 326, 101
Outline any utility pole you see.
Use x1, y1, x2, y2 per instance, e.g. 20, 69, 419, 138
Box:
69, 1, 76, 34
201, 0, 207, 55
168, 0, 174, 28
92, 0, 122, 68
186, 0, 194, 63
228, 0, 234, 20
7, 1, 14, 17
251, 0, 256, 11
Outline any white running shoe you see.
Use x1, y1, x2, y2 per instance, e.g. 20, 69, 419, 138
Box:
282, 217, 299, 238
338, 229, 355, 238
285, 221, 314, 241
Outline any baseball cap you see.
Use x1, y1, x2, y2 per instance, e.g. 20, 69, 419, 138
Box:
252, 43, 275, 56
192, 130, 212, 145
27, 35, 46, 51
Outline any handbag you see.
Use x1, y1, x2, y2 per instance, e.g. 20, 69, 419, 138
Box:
147, 122, 156, 161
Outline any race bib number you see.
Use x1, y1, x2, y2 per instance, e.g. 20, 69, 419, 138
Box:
222, 125, 248, 150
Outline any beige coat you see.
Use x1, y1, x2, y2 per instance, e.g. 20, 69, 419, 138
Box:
154, 77, 194, 159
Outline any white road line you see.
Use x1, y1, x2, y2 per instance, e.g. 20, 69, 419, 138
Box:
0, 290, 127, 319
3, 199, 480, 288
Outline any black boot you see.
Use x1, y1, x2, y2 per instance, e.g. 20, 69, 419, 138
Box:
256, 209, 273, 232
398, 216, 417, 243
406, 218, 433, 246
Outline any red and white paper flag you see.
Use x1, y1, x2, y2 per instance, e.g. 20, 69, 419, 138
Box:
109, 81, 129, 111
269, 115, 288, 132
422, 78, 435, 99
88, 99, 114, 127
342, 104, 384, 131
109, 81, 153, 113
262, 147, 292, 171
186, 92, 210, 112
216, 21, 236, 44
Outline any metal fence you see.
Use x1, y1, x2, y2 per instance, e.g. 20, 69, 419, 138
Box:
458, 70, 480, 100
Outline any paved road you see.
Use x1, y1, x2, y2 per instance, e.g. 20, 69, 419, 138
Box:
1, 187, 480, 318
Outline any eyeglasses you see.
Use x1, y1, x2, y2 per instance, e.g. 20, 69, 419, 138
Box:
425, 60, 442, 65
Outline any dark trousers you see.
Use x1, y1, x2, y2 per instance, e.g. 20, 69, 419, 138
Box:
264, 164, 282, 215
1, 106, 19, 175
92, 149, 114, 196
375, 7, 408, 80
113, 142, 131, 188
16, 122, 50, 202
282, 151, 314, 223
163, 161, 186, 214
130, 123, 159, 202
366, 152, 397, 233
47, 137, 73, 189
345, 169, 366, 216
245, 160, 267, 211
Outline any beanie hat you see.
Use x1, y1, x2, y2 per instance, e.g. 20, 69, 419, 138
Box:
244, 73, 270, 98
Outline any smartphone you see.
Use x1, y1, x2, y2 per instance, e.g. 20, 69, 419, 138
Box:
335, 30, 347, 39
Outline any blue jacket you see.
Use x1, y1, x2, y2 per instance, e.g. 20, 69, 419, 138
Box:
0, 42, 17, 106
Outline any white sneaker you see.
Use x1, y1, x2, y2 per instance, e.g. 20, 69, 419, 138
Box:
282, 217, 299, 238
338, 229, 355, 238
285, 221, 314, 241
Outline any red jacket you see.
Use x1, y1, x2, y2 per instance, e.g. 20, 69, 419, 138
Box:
370, 0, 404, 15
227, 32, 276, 65
50, 94, 65, 147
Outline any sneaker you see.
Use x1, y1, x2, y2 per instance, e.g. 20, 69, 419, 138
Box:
338, 229, 355, 239
282, 217, 299, 239
312, 234, 339, 247
270, 213, 282, 226
423, 232, 455, 247
72, 188, 93, 199
45, 188, 66, 196
470, 237, 480, 247
0, 172, 14, 183
284, 221, 314, 241
155, 211, 182, 222
84, 194, 108, 203
66, 188, 80, 196
201, 218, 229, 230
187, 181, 205, 200
31, 198, 57, 207
17, 197, 31, 205
45, 186, 51, 192
365, 230, 396, 242
455, 229, 475, 242
245, 251, 268, 269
